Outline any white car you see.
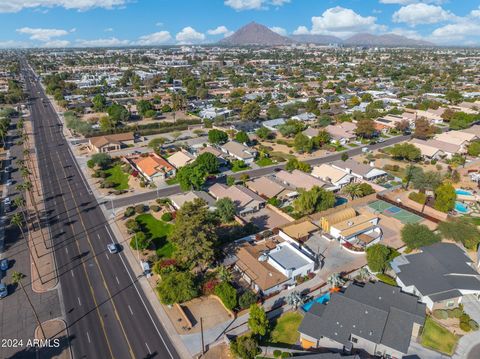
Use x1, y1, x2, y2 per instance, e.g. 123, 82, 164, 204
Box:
4, 197, 11, 206
107, 243, 118, 254
6, 179, 12, 186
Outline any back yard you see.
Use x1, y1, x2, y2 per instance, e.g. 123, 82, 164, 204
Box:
421, 317, 459, 356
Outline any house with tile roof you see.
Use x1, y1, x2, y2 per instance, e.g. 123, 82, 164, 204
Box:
130, 153, 176, 184
298, 282, 425, 358
209, 183, 265, 215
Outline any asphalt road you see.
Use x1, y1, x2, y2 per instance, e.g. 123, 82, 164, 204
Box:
111, 134, 410, 209
22, 62, 180, 359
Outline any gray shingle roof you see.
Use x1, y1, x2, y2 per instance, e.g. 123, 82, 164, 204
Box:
393, 243, 480, 299
298, 282, 425, 354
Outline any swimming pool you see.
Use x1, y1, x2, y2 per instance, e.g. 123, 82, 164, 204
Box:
455, 201, 469, 214
456, 189, 473, 196
302, 292, 331, 312
335, 197, 348, 207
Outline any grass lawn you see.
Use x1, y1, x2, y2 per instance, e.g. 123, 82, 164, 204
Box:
269, 151, 296, 161
135, 214, 175, 258
255, 157, 274, 167
267, 312, 303, 347
165, 177, 179, 185
231, 163, 250, 172
421, 317, 458, 355
104, 165, 129, 190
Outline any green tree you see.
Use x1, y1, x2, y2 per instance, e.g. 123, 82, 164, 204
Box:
342, 183, 363, 200
241, 101, 261, 121
401, 223, 441, 249
445, 89, 463, 105
92, 94, 106, 111
170, 199, 217, 269
248, 304, 269, 337
256, 126, 272, 140
216, 198, 236, 223
293, 186, 336, 215
208, 129, 228, 144
413, 117, 434, 140
468, 142, 480, 157
195, 152, 219, 173
389, 143, 421, 162
366, 244, 391, 273
278, 120, 305, 137
316, 130, 331, 145
157, 270, 198, 305
89, 153, 112, 170
341, 152, 349, 162
438, 218, 480, 250
176, 164, 207, 191
148, 137, 167, 151
285, 158, 311, 172
107, 103, 129, 122
230, 335, 259, 359
293, 132, 312, 153
137, 99, 153, 117
412, 170, 442, 193
434, 182, 456, 213
267, 104, 282, 119
130, 231, 150, 250
355, 119, 376, 138
235, 131, 249, 144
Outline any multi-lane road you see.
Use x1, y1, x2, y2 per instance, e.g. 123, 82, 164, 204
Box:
22, 62, 180, 359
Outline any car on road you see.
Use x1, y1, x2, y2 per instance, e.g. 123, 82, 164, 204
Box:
6, 179, 12, 186
107, 243, 118, 254
0, 283, 7, 299
4, 197, 11, 206
5, 165, 11, 172
0, 258, 8, 271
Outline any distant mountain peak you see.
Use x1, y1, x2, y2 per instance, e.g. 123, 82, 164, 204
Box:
219, 22, 293, 46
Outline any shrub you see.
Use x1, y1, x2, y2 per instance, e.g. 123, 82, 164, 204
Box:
135, 204, 146, 214
469, 320, 479, 331
273, 350, 282, 358
161, 212, 173, 222
150, 205, 160, 212
202, 279, 219, 295
433, 309, 448, 320
156, 198, 171, 205
230, 335, 259, 359
156, 270, 198, 305
447, 309, 456, 318
281, 353, 292, 358
460, 321, 471, 332
125, 218, 140, 234
452, 307, 463, 318
215, 281, 237, 310
408, 191, 426, 205
87, 159, 95, 168
376, 273, 397, 286
152, 259, 177, 276
460, 313, 471, 323
124, 206, 135, 217
239, 290, 258, 310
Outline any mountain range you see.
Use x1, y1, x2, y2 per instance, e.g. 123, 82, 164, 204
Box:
219, 22, 435, 47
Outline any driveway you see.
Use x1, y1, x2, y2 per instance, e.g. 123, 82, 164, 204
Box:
305, 234, 366, 280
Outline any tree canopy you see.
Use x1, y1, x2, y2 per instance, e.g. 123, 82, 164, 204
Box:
401, 223, 441, 249
438, 218, 480, 250
156, 270, 198, 305
293, 186, 336, 215
208, 129, 228, 144
434, 182, 456, 213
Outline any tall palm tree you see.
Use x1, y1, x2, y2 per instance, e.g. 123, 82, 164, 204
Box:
19, 180, 47, 247
12, 271, 46, 339
327, 272, 345, 289
342, 183, 363, 200
11, 214, 42, 284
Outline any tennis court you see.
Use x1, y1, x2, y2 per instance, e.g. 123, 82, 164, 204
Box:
368, 200, 422, 224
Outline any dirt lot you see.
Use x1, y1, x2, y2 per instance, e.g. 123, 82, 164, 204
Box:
164, 296, 233, 334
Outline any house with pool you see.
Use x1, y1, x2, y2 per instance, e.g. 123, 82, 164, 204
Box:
390, 242, 480, 310
298, 282, 425, 358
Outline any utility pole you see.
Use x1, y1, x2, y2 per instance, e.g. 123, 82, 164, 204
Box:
200, 317, 205, 355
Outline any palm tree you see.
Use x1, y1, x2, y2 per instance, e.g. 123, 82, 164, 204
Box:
286, 290, 304, 310
12, 271, 46, 339
217, 265, 233, 283
11, 214, 42, 284
342, 183, 363, 200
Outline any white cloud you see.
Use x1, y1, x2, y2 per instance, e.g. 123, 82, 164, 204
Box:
137, 31, 172, 45
43, 39, 70, 47
16, 27, 69, 41
175, 26, 205, 44
104, 27, 114, 32
308, 7, 384, 38
0, 0, 127, 13
430, 22, 480, 43
207, 25, 232, 37
224, 0, 289, 11
155, 22, 164, 27
470, 8, 480, 18
76, 37, 130, 47
380, 0, 445, 4
293, 26, 310, 35
269, 26, 287, 36
393, 4, 454, 26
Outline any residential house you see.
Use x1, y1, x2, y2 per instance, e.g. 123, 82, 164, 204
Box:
209, 183, 265, 215
170, 191, 216, 210
391, 242, 480, 310
197, 146, 228, 166
131, 153, 176, 183
199, 106, 232, 120
302, 127, 320, 139
279, 220, 319, 244
298, 282, 425, 358
234, 238, 315, 296
311, 164, 353, 189
292, 112, 316, 122
325, 123, 357, 145
221, 141, 257, 164
246, 176, 296, 201
167, 149, 195, 169
89, 132, 135, 153
262, 118, 286, 131
410, 138, 459, 159
274, 170, 330, 191
330, 159, 387, 182
435, 131, 477, 151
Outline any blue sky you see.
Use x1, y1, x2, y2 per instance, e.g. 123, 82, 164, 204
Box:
0, 0, 479, 47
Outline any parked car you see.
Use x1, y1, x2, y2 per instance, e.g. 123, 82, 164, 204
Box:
0, 283, 7, 299
0, 258, 8, 271
4, 197, 11, 206
107, 243, 118, 254
6, 179, 12, 186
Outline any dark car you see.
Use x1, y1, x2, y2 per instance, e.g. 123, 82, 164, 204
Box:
0, 258, 8, 271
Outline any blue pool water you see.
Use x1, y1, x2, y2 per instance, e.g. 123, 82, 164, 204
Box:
455, 201, 469, 213
335, 197, 348, 207
456, 189, 473, 196
302, 292, 331, 312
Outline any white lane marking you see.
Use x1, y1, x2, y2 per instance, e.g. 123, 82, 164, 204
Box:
86, 332, 91, 343
115, 276, 120, 285
104, 225, 175, 359
128, 305, 133, 316
145, 342, 151, 355
77, 297, 82, 306
65, 247, 68, 254
97, 234, 100, 240
105, 253, 109, 261
71, 270, 74, 278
